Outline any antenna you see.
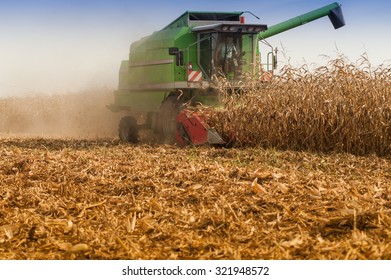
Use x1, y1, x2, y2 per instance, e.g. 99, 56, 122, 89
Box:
242, 11, 260, 20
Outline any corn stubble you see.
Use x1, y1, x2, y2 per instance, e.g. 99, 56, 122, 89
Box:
0, 138, 390, 260
208, 56, 391, 156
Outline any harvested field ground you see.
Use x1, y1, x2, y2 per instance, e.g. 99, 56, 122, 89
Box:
0, 138, 390, 260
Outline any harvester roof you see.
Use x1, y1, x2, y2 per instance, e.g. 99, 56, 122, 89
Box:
163, 11, 243, 30
192, 23, 267, 34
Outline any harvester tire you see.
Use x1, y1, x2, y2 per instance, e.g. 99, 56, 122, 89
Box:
157, 95, 180, 144
119, 116, 138, 143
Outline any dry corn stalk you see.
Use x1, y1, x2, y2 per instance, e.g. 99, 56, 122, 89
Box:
206, 55, 391, 156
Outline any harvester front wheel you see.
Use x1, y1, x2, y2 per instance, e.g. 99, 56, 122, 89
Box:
157, 95, 180, 144
119, 116, 138, 143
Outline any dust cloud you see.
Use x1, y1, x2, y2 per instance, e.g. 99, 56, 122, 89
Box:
0, 89, 122, 139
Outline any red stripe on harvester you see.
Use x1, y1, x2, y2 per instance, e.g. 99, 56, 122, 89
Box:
188, 71, 202, 82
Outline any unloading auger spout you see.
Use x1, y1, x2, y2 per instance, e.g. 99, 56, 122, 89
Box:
258, 2, 345, 40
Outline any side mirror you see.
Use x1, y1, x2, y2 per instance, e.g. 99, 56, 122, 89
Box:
169, 47, 179, 55
169, 47, 183, 66
273, 48, 278, 70
273, 54, 277, 70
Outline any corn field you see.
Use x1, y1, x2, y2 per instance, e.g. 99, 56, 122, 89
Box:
209, 56, 391, 156
0, 56, 390, 260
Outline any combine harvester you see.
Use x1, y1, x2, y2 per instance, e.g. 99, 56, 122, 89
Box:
108, 2, 345, 145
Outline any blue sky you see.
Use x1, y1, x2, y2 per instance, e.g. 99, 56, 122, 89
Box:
0, 0, 390, 96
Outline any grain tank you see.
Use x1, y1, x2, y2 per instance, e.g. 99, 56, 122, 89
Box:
108, 2, 345, 145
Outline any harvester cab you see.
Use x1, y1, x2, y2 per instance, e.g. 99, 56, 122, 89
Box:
186, 15, 267, 82
108, 2, 345, 145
